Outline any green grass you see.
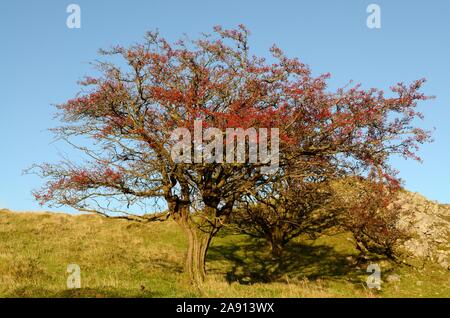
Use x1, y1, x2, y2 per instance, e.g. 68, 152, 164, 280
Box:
0, 209, 448, 298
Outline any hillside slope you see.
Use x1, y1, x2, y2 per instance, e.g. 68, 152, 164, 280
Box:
0, 208, 448, 298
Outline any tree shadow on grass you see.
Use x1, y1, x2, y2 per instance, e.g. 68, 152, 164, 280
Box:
207, 237, 385, 285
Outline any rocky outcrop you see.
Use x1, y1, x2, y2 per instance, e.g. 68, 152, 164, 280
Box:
396, 192, 450, 269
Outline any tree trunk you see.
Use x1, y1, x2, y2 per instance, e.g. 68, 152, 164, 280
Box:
269, 230, 285, 258
171, 201, 221, 284
270, 241, 284, 258
179, 220, 213, 284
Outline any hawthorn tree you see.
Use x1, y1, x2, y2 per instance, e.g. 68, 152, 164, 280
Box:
232, 163, 339, 258
31, 25, 431, 283
232, 170, 405, 260
331, 174, 407, 260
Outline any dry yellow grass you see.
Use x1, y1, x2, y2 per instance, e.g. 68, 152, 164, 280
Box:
0, 209, 448, 297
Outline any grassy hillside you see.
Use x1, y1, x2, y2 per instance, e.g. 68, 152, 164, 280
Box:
0, 209, 448, 298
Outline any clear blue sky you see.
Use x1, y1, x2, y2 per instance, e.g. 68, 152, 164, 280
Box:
1, 0, 449, 212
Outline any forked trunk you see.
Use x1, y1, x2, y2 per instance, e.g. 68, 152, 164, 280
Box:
177, 218, 213, 284
269, 241, 284, 258
269, 230, 285, 258
185, 226, 212, 283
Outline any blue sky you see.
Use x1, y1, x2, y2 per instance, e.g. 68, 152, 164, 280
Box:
0, 0, 449, 211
